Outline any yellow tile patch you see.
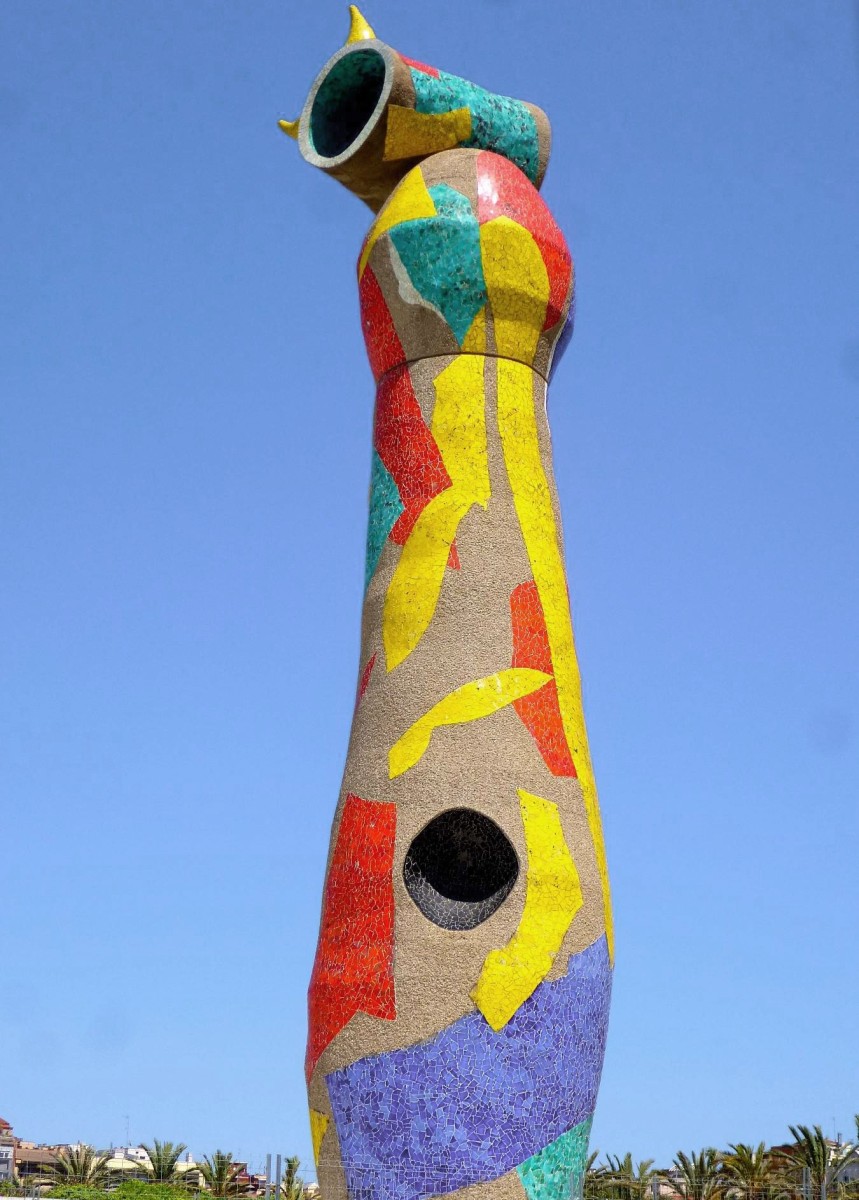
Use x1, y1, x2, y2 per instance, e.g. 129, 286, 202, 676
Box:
480, 216, 549, 366
384, 105, 472, 162
461, 305, 487, 352
309, 1108, 329, 1167
383, 355, 490, 671
389, 669, 552, 779
471, 790, 584, 1030
495, 358, 614, 960
358, 166, 437, 278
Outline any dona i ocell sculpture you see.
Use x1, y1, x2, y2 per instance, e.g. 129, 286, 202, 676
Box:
281, 10, 613, 1200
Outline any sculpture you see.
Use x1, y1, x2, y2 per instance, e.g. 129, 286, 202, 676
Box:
282, 11, 613, 1200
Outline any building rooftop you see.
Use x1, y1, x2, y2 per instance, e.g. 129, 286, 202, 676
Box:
15, 1148, 58, 1165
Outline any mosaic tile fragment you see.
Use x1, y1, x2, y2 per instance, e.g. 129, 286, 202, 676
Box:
366, 450, 404, 590
400, 54, 440, 78
360, 265, 407, 382
411, 67, 540, 185
389, 669, 552, 778
510, 581, 577, 777
305, 793, 396, 1081
389, 184, 486, 345
382, 354, 490, 670
374, 365, 451, 545
356, 651, 377, 706
471, 790, 583, 1029
384, 105, 472, 161
476, 151, 572, 333
517, 1118, 593, 1200
359, 167, 437, 275
308, 1108, 329, 1169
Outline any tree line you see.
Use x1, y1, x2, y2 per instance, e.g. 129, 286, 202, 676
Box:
1, 1141, 305, 1199
4, 1120, 857, 1200
586, 1119, 859, 1200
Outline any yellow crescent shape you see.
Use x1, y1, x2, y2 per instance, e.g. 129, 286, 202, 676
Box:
471, 790, 584, 1030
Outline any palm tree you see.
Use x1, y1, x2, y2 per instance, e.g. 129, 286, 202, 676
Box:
585, 1151, 603, 1200
721, 1143, 780, 1200
280, 1157, 304, 1200
604, 1154, 656, 1200
785, 1126, 859, 1200
48, 1145, 112, 1187
848, 1122, 859, 1200
674, 1149, 724, 1200
141, 1140, 189, 1185
199, 1151, 248, 1197
587, 1154, 655, 1200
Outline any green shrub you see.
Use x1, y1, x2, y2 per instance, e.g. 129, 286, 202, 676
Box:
45, 1187, 108, 1200
113, 1185, 195, 1200
46, 1185, 196, 1200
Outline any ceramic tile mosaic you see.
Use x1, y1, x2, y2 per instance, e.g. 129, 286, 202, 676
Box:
470, 791, 584, 1030
517, 1117, 593, 1200
409, 68, 541, 186
372, 366, 452, 545
359, 265, 406, 382
305, 793, 397, 1082
388, 184, 486, 346
475, 151, 572, 334
510, 581, 577, 777
327, 938, 611, 1200
355, 652, 377, 707
283, 10, 614, 1199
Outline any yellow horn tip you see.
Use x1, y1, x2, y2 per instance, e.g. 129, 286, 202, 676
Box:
346, 4, 376, 42
278, 118, 300, 140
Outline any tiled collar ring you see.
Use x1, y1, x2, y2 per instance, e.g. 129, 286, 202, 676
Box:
281, 10, 614, 1200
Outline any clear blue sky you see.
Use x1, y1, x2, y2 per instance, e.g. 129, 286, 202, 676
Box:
2, 0, 858, 1179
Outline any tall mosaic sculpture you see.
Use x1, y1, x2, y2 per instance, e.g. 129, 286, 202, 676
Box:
281, 10, 613, 1200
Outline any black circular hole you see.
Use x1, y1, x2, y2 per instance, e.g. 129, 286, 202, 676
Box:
310, 49, 386, 159
403, 809, 519, 931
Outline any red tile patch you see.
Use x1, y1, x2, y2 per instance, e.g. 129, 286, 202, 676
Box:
476, 151, 572, 332
510, 581, 577, 777
306, 793, 397, 1081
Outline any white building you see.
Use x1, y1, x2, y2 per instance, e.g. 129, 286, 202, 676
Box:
0, 1118, 15, 1183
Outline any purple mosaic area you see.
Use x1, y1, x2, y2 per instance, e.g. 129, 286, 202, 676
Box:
326, 935, 612, 1200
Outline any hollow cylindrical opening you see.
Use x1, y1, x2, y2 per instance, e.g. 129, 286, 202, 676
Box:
309, 48, 387, 160
403, 808, 519, 931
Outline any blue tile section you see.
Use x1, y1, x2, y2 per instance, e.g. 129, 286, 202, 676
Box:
327, 936, 612, 1200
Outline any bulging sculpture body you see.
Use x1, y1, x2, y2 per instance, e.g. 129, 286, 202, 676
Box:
285, 14, 613, 1200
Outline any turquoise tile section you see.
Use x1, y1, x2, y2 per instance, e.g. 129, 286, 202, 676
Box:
365, 450, 404, 590
517, 1117, 593, 1200
410, 68, 540, 185
389, 184, 486, 345
428, 182, 474, 219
